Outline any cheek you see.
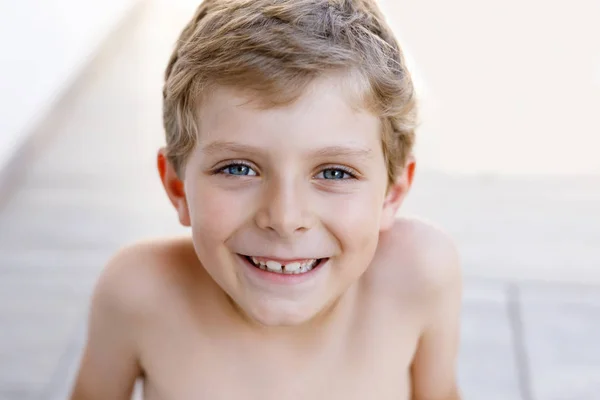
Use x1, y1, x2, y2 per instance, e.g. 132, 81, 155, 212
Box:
317, 188, 384, 248
187, 184, 253, 239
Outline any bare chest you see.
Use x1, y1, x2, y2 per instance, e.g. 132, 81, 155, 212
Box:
143, 369, 410, 400
139, 312, 419, 400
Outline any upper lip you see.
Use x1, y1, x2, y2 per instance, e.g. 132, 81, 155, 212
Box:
239, 254, 324, 264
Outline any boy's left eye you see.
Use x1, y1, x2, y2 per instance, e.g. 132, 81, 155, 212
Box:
316, 168, 354, 180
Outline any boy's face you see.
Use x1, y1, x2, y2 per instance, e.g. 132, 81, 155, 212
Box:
162, 76, 411, 327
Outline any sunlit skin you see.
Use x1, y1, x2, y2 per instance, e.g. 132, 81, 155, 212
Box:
70, 76, 462, 400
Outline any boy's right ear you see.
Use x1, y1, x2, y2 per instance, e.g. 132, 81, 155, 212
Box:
157, 148, 191, 227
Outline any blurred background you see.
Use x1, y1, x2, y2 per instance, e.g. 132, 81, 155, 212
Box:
0, 0, 598, 399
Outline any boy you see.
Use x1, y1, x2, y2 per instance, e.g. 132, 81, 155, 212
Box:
70, 0, 462, 399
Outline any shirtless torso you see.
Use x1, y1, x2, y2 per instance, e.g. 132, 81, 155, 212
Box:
71, 218, 461, 400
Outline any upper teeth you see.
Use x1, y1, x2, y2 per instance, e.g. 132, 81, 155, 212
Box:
266, 260, 282, 271
251, 257, 318, 274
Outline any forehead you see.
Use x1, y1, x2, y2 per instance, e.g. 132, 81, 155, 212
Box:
195, 75, 382, 152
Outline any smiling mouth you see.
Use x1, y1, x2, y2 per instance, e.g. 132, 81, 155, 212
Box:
241, 255, 325, 275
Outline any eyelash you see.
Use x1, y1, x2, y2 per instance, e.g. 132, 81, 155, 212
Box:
213, 162, 358, 180
214, 161, 257, 177
316, 165, 358, 180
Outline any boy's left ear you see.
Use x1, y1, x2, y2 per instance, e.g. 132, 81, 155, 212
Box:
380, 156, 416, 231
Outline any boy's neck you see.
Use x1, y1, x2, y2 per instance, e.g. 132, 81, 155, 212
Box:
227, 284, 359, 341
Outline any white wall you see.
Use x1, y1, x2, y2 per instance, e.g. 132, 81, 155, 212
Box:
379, 0, 600, 175
0, 0, 138, 172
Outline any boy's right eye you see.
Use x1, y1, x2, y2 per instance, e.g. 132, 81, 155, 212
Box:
219, 163, 258, 176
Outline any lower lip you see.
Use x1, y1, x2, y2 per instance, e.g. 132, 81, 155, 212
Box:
238, 254, 327, 285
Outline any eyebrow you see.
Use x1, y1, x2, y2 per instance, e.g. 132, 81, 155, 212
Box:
201, 140, 373, 160
310, 145, 373, 160
201, 141, 265, 156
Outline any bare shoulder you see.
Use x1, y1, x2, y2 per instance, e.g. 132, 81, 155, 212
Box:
70, 237, 200, 400
369, 217, 462, 299
93, 236, 200, 319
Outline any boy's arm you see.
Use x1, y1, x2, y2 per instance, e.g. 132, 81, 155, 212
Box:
70, 249, 143, 400
410, 240, 462, 400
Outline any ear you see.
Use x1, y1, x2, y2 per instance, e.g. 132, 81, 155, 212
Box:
380, 156, 416, 231
157, 148, 191, 227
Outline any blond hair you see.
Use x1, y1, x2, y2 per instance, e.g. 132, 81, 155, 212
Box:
163, 0, 417, 184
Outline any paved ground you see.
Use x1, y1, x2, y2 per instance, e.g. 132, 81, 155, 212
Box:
0, 2, 599, 400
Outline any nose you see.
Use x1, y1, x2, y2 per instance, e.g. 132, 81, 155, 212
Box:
254, 178, 314, 238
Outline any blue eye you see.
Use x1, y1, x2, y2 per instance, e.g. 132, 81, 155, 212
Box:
220, 164, 257, 176
318, 168, 354, 180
